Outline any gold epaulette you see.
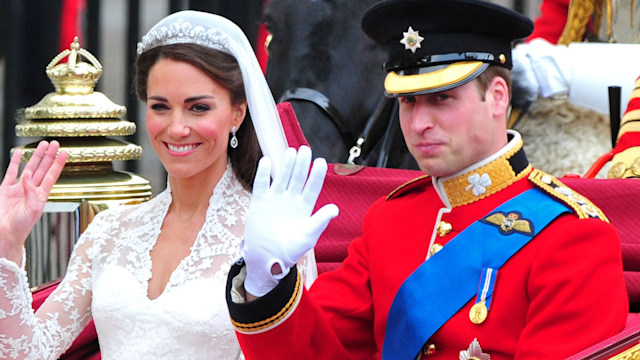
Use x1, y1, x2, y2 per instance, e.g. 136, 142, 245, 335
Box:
528, 169, 608, 222
386, 174, 431, 200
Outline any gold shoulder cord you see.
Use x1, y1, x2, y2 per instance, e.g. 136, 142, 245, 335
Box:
528, 170, 609, 221
558, 0, 603, 44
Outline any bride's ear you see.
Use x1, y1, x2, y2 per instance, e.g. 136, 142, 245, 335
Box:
233, 101, 248, 128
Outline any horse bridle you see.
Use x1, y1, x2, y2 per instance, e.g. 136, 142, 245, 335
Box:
278, 88, 356, 148
278, 87, 398, 167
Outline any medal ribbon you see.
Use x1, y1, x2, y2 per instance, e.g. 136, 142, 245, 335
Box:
382, 188, 570, 360
476, 267, 497, 310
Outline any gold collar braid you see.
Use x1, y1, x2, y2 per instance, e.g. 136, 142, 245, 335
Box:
439, 136, 531, 208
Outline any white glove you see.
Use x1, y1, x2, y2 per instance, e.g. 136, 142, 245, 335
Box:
242, 146, 339, 297
512, 38, 571, 101
511, 40, 543, 109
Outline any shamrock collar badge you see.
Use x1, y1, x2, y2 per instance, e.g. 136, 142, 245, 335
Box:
399, 26, 424, 53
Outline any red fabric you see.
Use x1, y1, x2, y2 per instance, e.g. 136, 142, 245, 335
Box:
31, 279, 101, 359
278, 102, 310, 148
527, 0, 570, 43
59, 0, 86, 52
566, 313, 640, 359
561, 177, 640, 308
256, 0, 271, 74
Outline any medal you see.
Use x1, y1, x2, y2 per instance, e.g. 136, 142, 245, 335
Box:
469, 301, 488, 324
470, 267, 498, 325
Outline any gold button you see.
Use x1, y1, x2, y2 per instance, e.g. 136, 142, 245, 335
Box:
429, 243, 443, 256
436, 221, 452, 237
423, 343, 436, 356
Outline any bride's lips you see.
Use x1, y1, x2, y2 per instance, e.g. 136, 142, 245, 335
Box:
164, 142, 200, 156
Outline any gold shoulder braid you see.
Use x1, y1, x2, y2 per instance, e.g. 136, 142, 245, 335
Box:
528, 169, 609, 221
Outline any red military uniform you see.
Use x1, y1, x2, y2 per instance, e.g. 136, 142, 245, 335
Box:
227, 132, 628, 359
528, 0, 570, 43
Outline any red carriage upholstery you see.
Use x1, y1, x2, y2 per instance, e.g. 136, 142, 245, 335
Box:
560, 177, 640, 312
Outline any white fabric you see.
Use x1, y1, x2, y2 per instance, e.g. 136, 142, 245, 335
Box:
242, 147, 339, 297
0, 165, 317, 359
137, 10, 288, 176
512, 38, 640, 115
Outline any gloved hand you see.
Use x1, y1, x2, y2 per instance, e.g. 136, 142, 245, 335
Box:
511, 38, 571, 106
242, 146, 339, 297
512, 39, 640, 115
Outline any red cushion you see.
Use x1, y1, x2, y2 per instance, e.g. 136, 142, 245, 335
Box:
560, 177, 640, 309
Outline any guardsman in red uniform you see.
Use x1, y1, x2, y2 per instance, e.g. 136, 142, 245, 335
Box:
225, 0, 628, 358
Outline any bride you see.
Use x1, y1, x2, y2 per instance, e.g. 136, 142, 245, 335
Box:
0, 10, 315, 359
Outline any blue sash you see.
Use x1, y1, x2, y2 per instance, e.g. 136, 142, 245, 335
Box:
382, 188, 570, 359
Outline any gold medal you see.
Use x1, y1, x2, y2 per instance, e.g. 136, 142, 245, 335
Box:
469, 301, 488, 324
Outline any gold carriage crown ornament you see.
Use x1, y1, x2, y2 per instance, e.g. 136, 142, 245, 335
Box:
12, 37, 152, 287
15, 36, 145, 165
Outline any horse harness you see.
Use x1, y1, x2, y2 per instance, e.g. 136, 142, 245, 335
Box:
279, 87, 399, 167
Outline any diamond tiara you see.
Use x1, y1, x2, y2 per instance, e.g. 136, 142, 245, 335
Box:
137, 18, 232, 56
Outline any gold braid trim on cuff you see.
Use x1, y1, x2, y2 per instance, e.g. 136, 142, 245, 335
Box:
232, 271, 303, 333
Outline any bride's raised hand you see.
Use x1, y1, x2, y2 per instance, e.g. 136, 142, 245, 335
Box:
0, 140, 68, 264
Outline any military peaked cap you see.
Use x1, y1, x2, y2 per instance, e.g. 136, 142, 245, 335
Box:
361, 0, 534, 96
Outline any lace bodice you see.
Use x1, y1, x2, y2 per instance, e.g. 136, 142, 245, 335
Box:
0, 165, 251, 359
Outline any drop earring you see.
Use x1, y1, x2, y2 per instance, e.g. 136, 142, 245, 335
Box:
230, 126, 238, 149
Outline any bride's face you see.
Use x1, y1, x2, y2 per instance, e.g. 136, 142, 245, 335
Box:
145, 58, 246, 181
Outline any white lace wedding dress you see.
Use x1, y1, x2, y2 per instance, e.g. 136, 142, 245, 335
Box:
0, 164, 316, 360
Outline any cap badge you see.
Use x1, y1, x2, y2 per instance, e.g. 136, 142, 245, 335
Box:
399, 26, 424, 54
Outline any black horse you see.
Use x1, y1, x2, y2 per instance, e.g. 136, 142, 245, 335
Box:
263, 0, 418, 169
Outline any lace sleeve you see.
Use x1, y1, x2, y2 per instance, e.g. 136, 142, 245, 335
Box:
0, 217, 98, 360
297, 248, 318, 289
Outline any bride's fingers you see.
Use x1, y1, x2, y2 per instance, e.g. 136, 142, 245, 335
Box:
41, 148, 68, 192
32, 141, 61, 186
21, 141, 49, 181
1, 149, 24, 187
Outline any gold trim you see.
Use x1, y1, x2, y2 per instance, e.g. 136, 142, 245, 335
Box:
628, 86, 640, 100
384, 62, 483, 94
608, 147, 640, 178
232, 272, 303, 332
16, 142, 143, 163
618, 120, 640, 138
620, 108, 640, 125
16, 119, 136, 137
528, 169, 608, 221
608, 342, 640, 360
386, 174, 430, 200
442, 142, 529, 207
